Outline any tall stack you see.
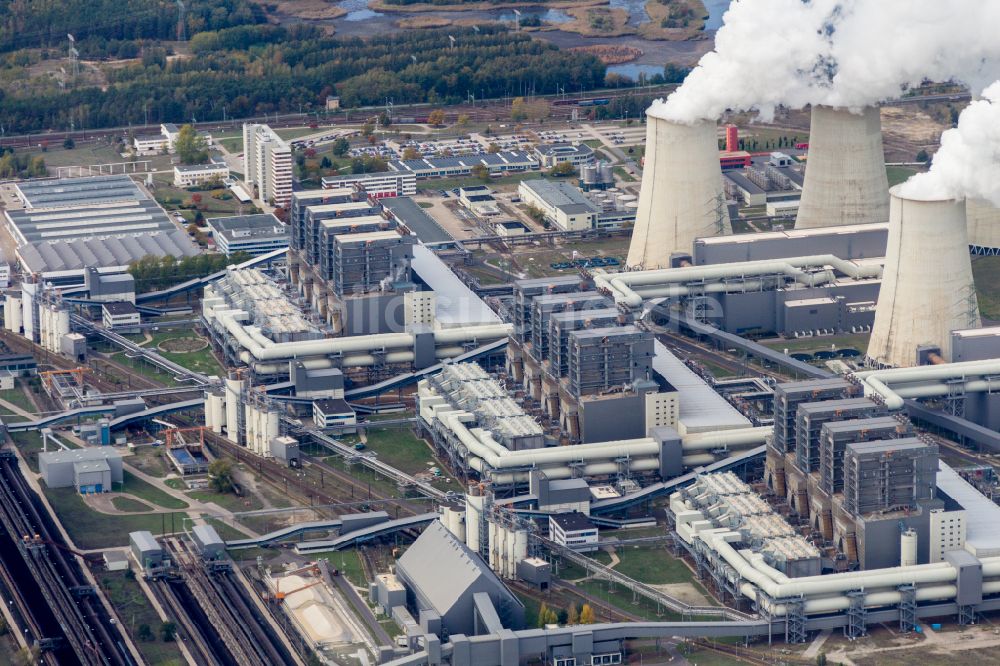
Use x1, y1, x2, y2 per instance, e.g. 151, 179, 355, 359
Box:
795, 106, 890, 229
867, 187, 980, 367
626, 110, 730, 269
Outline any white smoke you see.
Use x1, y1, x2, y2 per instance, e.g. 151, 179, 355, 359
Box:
652, 0, 1000, 124
898, 82, 1000, 205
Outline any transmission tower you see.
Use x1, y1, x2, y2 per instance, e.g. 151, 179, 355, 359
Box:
176, 0, 187, 42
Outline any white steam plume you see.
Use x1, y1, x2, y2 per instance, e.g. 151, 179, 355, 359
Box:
652, 0, 1000, 124
898, 82, 1000, 205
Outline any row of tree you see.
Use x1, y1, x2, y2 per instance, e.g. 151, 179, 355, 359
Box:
0, 25, 606, 133
127, 253, 249, 292
536, 602, 597, 627
0, 148, 47, 179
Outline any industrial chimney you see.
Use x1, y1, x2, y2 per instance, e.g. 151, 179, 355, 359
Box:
795, 106, 890, 230
867, 186, 980, 368
626, 109, 730, 269
966, 198, 1000, 254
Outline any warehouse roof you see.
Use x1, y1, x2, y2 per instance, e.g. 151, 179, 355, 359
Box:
520, 179, 596, 215
381, 197, 454, 246
206, 214, 286, 242
16, 175, 153, 209
411, 245, 500, 326
651, 341, 751, 433
39, 447, 121, 465
17, 230, 199, 275
937, 461, 1000, 556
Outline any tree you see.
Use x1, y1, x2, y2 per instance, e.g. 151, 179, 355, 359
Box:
566, 604, 579, 625
428, 109, 445, 127
137, 624, 154, 641
362, 122, 375, 137
549, 161, 576, 177
457, 114, 470, 126
579, 603, 595, 624
175, 124, 209, 165
332, 137, 350, 157
208, 459, 235, 493
487, 143, 500, 154
63, 137, 75, 150
161, 621, 177, 642
471, 164, 490, 181
402, 147, 421, 160
537, 603, 551, 628
511, 97, 527, 122
916, 149, 930, 163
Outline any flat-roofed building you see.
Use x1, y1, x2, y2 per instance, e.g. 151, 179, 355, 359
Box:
517, 179, 596, 231
174, 161, 230, 188
206, 213, 288, 256
102, 301, 141, 333
534, 143, 595, 169
321, 171, 416, 198
387, 151, 537, 179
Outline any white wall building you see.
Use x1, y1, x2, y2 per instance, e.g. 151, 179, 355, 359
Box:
173, 162, 230, 188
548, 512, 599, 553
133, 135, 169, 154
321, 171, 417, 198
243, 124, 293, 208
518, 179, 596, 231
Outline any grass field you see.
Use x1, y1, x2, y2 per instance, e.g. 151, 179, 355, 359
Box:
189, 488, 263, 513
304, 548, 367, 587
148, 331, 225, 377
610, 546, 698, 585
887, 165, 921, 187
0, 383, 37, 414
204, 516, 252, 540
99, 571, 186, 666
117, 470, 189, 510
45, 487, 186, 549
11, 430, 47, 472
759, 333, 870, 355
112, 496, 153, 513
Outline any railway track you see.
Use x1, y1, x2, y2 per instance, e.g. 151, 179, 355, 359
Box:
151, 573, 236, 666
0, 453, 134, 665
164, 537, 298, 666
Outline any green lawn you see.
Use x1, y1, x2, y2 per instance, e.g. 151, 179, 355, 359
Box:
887, 165, 920, 187
99, 571, 186, 666
44, 487, 186, 549
11, 430, 46, 472
418, 170, 544, 193
203, 516, 252, 540
305, 548, 367, 587
112, 496, 153, 513
612, 166, 636, 182
607, 546, 697, 585
117, 470, 189, 510
189, 488, 263, 513
0, 384, 37, 414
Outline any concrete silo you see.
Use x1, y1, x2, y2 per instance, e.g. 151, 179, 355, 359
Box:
626, 109, 730, 269
867, 187, 980, 368
966, 198, 1000, 254
795, 106, 890, 230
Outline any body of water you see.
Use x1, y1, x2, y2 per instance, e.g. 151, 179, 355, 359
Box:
607, 62, 663, 80
703, 0, 731, 30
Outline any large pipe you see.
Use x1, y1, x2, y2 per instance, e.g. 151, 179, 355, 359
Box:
595, 255, 882, 308
853, 357, 1000, 409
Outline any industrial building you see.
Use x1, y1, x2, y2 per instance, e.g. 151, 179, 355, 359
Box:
517, 179, 636, 231
394, 521, 524, 638
129, 531, 164, 572
206, 213, 288, 257
387, 151, 537, 179
321, 170, 417, 198
626, 110, 730, 268
533, 142, 595, 169
101, 301, 141, 333
381, 197, 455, 247
39, 447, 124, 494
6, 175, 199, 278
243, 123, 293, 207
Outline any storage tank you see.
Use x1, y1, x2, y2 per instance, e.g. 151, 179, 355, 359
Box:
265, 405, 280, 456
56, 308, 70, 339
599, 162, 613, 184
465, 492, 484, 553
868, 187, 979, 367
210, 393, 225, 434
581, 164, 598, 185
795, 105, 890, 229
4, 294, 21, 333
224, 378, 242, 443
204, 393, 215, 430
627, 110, 730, 269
512, 529, 528, 579
900, 528, 918, 567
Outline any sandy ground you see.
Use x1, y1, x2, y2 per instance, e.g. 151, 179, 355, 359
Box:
648, 582, 711, 607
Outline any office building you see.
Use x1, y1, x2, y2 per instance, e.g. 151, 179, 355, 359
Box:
243, 123, 293, 208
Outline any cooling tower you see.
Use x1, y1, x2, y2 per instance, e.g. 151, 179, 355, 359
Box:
867, 187, 980, 368
626, 112, 730, 269
966, 198, 1000, 254
795, 106, 890, 230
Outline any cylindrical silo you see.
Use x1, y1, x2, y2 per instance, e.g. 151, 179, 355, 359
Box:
204, 393, 215, 430
224, 378, 241, 443
211, 393, 225, 434
56, 308, 70, 338
867, 187, 979, 368
465, 493, 483, 553
512, 529, 528, 578
266, 405, 280, 455
795, 105, 890, 229
626, 110, 730, 269
900, 529, 918, 567
5, 294, 20, 333
966, 198, 1000, 254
